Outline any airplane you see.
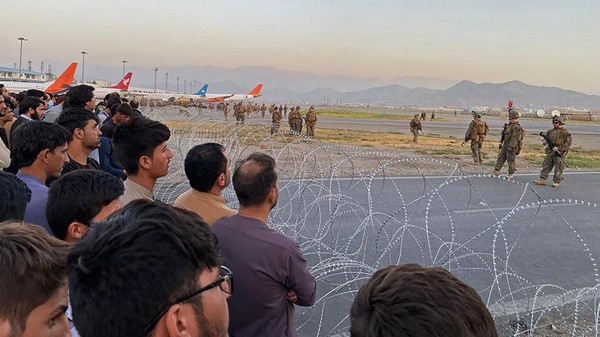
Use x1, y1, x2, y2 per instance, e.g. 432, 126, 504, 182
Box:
224, 84, 263, 102
188, 84, 233, 102
93, 72, 133, 98
1, 63, 78, 94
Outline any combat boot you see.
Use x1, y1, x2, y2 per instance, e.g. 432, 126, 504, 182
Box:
551, 181, 560, 187
507, 173, 514, 180
492, 169, 500, 177
533, 178, 546, 186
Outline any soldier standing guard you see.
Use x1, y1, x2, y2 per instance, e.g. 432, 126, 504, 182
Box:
533, 115, 572, 187
306, 106, 317, 137
493, 109, 524, 179
409, 114, 422, 143
464, 113, 489, 164
271, 105, 282, 135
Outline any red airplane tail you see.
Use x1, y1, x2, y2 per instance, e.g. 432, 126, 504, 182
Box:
248, 83, 263, 96
110, 72, 132, 89
45, 63, 78, 94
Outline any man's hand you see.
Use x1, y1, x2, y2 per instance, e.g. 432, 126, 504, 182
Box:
286, 290, 298, 304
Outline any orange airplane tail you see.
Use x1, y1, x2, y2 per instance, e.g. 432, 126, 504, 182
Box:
45, 63, 78, 94
248, 83, 263, 96
110, 72, 133, 89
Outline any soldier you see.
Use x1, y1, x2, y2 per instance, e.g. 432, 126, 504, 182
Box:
283, 104, 288, 117
409, 114, 422, 143
239, 103, 246, 124
306, 105, 317, 137
261, 103, 266, 118
223, 102, 230, 122
431, 111, 436, 121
420, 111, 426, 120
288, 106, 295, 132
533, 115, 572, 187
296, 106, 303, 134
271, 105, 282, 135
493, 109, 524, 179
464, 113, 489, 164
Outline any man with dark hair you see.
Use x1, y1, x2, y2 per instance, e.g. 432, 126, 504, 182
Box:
41, 94, 66, 123
13, 122, 71, 232
0, 171, 31, 222
213, 152, 316, 337
129, 98, 143, 116
113, 117, 172, 205
56, 108, 102, 173
350, 264, 498, 337
47, 170, 124, 242
63, 84, 96, 111
100, 102, 131, 138
174, 143, 236, 226
0, 222, 71, 337
68, 200, 231, 337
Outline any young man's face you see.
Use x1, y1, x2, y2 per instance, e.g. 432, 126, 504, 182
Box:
85, 96, 97, 112
21, 284, 70, 337
82, 119, 102, 150
46, 144, 70, 178
148, 141, 173, 179
194, 267, 230, 337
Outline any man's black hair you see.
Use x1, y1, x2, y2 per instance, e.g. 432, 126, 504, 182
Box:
46, 170, 124, 240
184, 143, 227, 193
18, 97, 44, 117
0, 171, 32, 222
112, 117, 170, 175
56, 107, 99, 135
232, 152, 277, 207
25, 89, 47, 100
63, 85, 95, 109
115, 103, 132, 116
11, 122, 71, 169
68, 199, 220, 337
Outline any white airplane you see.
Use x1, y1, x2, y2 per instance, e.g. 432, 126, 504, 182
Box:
93, 72, 133, 98
132, 84, 233, 102
1, 63, 78, 94
224, 84, 263, 102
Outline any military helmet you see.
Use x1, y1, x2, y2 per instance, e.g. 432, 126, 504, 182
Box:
552, 115, 565, 124
474, 113, 481, 118
414, 114, 419, 118
508, 109, 520, 119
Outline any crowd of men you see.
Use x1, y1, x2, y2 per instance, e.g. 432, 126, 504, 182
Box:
3, 81, 575, 336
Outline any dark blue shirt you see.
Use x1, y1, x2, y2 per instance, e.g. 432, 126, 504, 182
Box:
16, 173, 51, 233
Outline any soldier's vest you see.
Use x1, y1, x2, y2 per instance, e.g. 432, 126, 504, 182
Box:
506, 123, 525, 154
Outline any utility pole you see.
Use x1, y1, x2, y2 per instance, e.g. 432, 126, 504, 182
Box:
165, 72, 168, 92
81, 51, 88, 83
176, 76, 180, 93
122, 60, 127, 77
17, 37, 27, 82
183, 80, 187, 94
153, 67, 159, 93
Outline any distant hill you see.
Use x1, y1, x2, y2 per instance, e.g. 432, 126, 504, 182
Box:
41, 61, 600, 108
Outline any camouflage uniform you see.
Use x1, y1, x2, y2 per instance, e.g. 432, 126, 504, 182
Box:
306, 106, 317, 137
283, 105, 288, 117
271, 106, 282, 135
464, 113, 489, 164
534, 116, 572, 187
296, 107, 303, 134
409, 114, 422, 143
261, 104, 266, 118
493, 110, 524, 178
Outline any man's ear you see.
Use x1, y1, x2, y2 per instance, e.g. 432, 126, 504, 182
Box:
74, 128, 85, 140
217, 172, 226, 187
164, 304, 195, 337
139, 156, 152, 170
66, 222, 88, 242
37, 148, 50, 162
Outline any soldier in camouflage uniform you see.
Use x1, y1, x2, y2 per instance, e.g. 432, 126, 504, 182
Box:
271, 105, 282, 135
533, 115, 572, 187
409, 114, 422, 143
493, 109, 524, 179
305, 106, 317, 137
261, 103, 266, 118
296, 106, 303, 134
464, 113, 489, 164
288, 106, 301, 133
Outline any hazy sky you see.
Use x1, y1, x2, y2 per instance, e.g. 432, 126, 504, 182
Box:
1, 0, 599, 93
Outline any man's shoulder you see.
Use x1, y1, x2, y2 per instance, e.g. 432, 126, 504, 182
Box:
214, 216, 299, 250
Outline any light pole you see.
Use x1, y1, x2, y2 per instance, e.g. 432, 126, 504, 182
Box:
80, 51, 88, 83
153, 67, 159, 93
183, 80, 187, 94
176, 76, 180, 93
165, 72, 168, 92
122, 60, 127, 77
17, 37, 27, 82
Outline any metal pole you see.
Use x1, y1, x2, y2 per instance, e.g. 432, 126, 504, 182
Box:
122, 60, 127, 77
183, 80, 187, 94
165, 72, 168, 92
176, 76, 180, 93
81, 51, 88, 83
17, 37, 27, 82
153, 67, 158, 92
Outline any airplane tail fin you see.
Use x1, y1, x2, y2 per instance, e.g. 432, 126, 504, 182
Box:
194, 84, 208, 96
45, 63, 78, 94
248, 83, 263, 96
110, 72, 133, 89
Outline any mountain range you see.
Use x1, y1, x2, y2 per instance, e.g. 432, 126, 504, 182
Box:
47, 61, 600, 108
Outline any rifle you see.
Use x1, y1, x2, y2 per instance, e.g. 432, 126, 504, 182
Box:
539, 131, 569, 167
499, 123, 508, 149
461, 139, 470, 147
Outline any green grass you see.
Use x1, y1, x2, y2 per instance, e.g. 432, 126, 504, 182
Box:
317, 109, 409, 120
